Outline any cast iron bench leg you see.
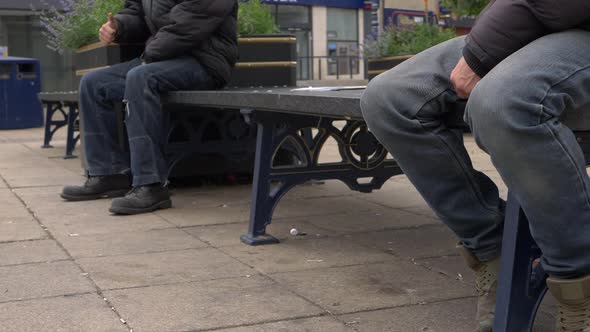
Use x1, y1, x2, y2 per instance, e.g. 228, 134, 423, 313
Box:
240, 110, 403, 245
42, 102, 56, 148
493, 192, 548, 331
64, 103, 80, 159
240, 115, 280, 245
42, 101, 69, 149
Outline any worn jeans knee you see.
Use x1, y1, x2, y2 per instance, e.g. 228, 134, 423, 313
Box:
360, 36, 504, 262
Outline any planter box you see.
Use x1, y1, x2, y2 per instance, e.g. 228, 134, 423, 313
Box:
229, 34, 297, 87
73, 42, 144, 88
367, 54, 413, 81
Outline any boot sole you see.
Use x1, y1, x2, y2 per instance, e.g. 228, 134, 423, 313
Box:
61, 189, 129, 202
109, 199, 172, 215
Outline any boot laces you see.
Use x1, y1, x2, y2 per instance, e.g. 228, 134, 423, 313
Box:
558, 298, 590, 332
84, 176, 103, 187
125, 186, 143, 198
475, 263, 497, 296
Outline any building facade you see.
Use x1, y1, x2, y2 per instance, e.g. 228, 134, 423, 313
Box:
261, 0, 369, 82
0, 0, 448, 90
0, 1, 74, 92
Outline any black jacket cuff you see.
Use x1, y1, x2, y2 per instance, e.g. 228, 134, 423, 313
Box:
462, 46, 490, 78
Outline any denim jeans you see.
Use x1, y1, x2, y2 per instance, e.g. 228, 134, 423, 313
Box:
361, 30, 590, 278
79, 57, 216, 187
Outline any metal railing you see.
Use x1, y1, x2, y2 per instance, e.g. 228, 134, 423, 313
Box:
297, 55, 364, 81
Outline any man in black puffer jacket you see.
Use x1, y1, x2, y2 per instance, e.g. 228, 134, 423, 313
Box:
61, 0, 238, 215
362, 1, 590, 331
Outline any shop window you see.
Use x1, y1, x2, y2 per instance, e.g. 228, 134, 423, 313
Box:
327, 8, 360, 77
267, 4, 313, 80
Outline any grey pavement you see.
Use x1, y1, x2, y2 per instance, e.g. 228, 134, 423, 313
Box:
0, 127, 556, 331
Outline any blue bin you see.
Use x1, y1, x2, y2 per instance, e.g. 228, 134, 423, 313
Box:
0, 57, 43, 129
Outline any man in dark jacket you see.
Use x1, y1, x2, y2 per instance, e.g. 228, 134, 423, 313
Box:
60, 0, 238, 215
361, 1, 590, 331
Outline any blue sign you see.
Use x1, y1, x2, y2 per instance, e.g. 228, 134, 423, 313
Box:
261, 0, 365, 9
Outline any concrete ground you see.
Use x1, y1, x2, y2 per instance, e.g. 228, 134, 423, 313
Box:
0, 127, 557, 332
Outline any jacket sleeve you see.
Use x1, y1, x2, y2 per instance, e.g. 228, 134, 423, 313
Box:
114, 0, 150, 43
143, 0, 236, 63
463, 0, 590, 78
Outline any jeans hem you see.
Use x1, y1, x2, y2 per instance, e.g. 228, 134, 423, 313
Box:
474, 247, 501, 263
87, 168, 117, 177
133, 174, 163, 187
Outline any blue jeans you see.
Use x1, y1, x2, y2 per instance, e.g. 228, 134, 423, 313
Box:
361, 30, 590, 278
79, 57, 216, 187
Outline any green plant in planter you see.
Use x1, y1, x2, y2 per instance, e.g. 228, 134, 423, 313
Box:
440, 0, 490, 17
238, 0, 280, 36
363, 23, 457, 58
39, 0, 124, 52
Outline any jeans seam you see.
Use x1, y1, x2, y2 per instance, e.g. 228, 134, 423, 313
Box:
427, 128, 503, 217
544, 123, 590, 210
538, 64, 590, 117
418, 89, 502, 218
535, 65, 590, 209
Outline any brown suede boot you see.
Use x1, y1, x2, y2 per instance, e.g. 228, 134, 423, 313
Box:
457, 244, 500, 332
547, 275, 590, 332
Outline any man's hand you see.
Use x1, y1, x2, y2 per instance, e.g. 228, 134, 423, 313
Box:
450, 57, 481, 99
99, 13, 118, 44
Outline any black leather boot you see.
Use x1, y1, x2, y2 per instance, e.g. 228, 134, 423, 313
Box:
61, 173, 131, 201
109, 183, 172, 215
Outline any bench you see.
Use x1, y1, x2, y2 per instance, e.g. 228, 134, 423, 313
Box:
40, 87, 590, 331
39, 92, 80, 159
39, 92, 257, 175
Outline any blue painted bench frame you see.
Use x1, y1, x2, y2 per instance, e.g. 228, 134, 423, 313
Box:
39, 93, 80, 159
41, 88, 590, 331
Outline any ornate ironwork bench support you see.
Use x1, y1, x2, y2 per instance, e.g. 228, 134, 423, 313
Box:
42, 101, 68, 149
41, 100, 80, 159
64, 102, 80, 159
240, 110, 403, 245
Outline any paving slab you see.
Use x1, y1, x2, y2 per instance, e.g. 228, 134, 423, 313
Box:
0, 217, 47, 243
0, 189, 32, 219
77, 248, 254, 290
43, 213, 173, 237
351, 225, 458, 259
415, 255, 476, 287
223, 237, 395, 274
0, 293, 127, 332
0, 166, 84, 188
339, 298, 477, 332
156, 195, 371, 228
58, 228, 208, 258
13, 186, 121, 217
0, 240, 68, 266
357, 181, 429, 209
184, 219, 329, 248
304, 209, 439, 235
156, 202, 252, 227
168, 185, 252, 208
216, 316, 353, 332
271, 261, 473, 314
14, 187, 173, 236
0, 261, 95, 302
169, 183, 335, 209
273, 196, 383, 219
105, 276, 324, 331
0, 144, 55, 169
399, 206, 440, 220
0, 128, 65, 144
